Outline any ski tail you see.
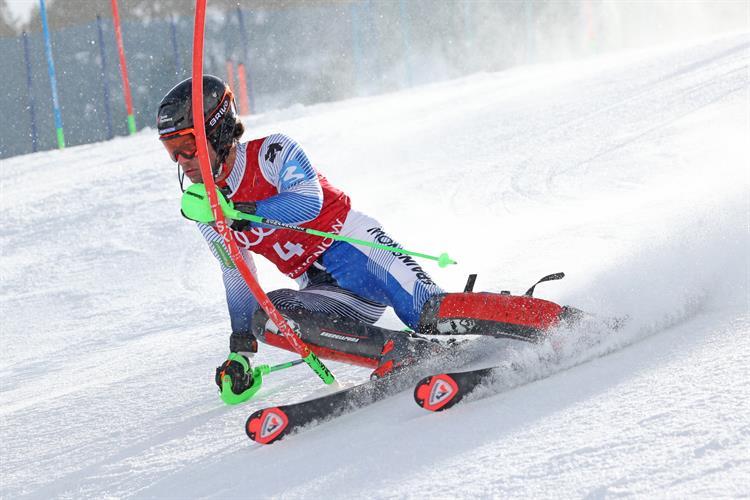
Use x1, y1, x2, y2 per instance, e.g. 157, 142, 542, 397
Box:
413, 374, 462, 411
414, 368, 496, 412
246, 407, 290, 444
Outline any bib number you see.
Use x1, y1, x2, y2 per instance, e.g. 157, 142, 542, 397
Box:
273, 241, 305, 261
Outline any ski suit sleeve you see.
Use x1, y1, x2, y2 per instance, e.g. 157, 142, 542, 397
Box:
255, 134, 323, 224
197, 222, 259, 335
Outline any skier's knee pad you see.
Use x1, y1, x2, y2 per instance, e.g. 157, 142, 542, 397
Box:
251, 306, 390, 368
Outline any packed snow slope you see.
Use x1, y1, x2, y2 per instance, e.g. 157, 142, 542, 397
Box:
2, 33, 749, 498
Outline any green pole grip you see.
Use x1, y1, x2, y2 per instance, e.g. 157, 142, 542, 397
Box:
220, 358, 305, 405
55, 127, 65, 149
220, 353, 262, 405
303, 351, 335, 385
127, 114, 136, 134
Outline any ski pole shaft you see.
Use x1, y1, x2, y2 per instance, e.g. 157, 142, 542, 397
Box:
181, 184, 457, 267
241, 213, 457, 267
258, 358, 305, 375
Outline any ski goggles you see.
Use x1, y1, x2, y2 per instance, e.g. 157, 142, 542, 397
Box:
161, 130, 197, 163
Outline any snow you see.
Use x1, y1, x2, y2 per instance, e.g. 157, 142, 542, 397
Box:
1, 33, 749, 498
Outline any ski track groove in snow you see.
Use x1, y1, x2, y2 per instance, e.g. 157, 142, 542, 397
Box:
1, 33, 748, 498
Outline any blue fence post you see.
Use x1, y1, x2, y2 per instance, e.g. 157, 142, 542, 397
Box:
39, 0, 65, 149
170, 16, 180, 77
96, 15, 114, 140
236, 7, 256, 112
21, 31, 39, 153
398, 0, 413, 88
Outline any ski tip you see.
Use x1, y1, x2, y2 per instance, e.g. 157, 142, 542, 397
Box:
246, 407, 289, 445
413, 374, 461, 412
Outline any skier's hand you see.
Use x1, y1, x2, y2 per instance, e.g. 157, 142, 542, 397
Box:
215, 353, 253, 395
229, 202, 256, 232
230, 218, 250, 231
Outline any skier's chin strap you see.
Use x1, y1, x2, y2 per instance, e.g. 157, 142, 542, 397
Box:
213, 139, 238, 187
178, 164, 186, 193
177, 139, 237, 193
213, 160, 230, 186
177, 158, 230, 193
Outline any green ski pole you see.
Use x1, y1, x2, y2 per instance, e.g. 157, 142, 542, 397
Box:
263, 358, 305, 374
182, 183, 457, 268
220, 357, 305, 405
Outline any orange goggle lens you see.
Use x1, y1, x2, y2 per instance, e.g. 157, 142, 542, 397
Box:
162, 132, 197, 162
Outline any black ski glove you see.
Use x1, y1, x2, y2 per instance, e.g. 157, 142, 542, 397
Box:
229, 202, 257, 231
215, 332, 259, 399
215, 353, 253, 395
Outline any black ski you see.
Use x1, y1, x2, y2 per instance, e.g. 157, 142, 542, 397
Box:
245, 339, 488, 444
413, 367, 496, 412
245, 370, 415, 444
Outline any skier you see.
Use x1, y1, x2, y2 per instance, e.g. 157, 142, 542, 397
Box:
158, 75, 460, 402
158, 76, 569, 404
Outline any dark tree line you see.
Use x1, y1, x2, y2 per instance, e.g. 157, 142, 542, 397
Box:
5, 0, 334, 34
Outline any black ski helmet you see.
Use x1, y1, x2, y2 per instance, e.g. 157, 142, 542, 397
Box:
157, 75, 240, 169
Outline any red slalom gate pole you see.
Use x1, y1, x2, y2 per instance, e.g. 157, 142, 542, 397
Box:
225, 60, 236, 94
191, 0, 335, 385
237, 62, 251, 115
110, 0, 136, 134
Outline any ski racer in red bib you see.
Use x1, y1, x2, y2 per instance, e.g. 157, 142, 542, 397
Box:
158, 76, 576, 404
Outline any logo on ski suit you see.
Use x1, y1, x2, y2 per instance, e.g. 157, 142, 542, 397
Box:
365, 227, 436, 286
233, 227, 277, 247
